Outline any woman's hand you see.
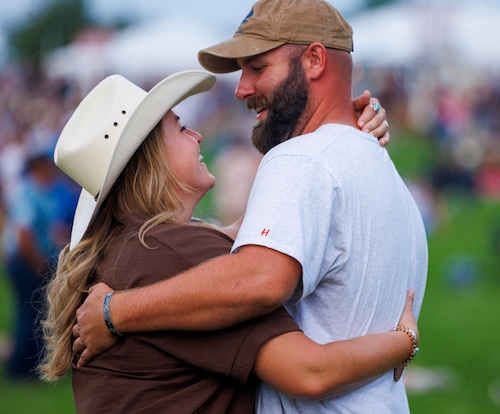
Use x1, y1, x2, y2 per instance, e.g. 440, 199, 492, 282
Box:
394, 290, 419, 381
353, 90, 390, 146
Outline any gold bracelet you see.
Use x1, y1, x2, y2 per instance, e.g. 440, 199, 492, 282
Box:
391, 325, 419, 366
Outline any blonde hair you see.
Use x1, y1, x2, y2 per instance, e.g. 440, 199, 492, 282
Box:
38, 121, 200, 381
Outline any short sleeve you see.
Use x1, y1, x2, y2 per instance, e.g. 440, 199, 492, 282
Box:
232, 153, 341, 302
140, 307, 300, 384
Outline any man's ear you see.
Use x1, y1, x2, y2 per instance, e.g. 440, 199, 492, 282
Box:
303, 42, 327, 80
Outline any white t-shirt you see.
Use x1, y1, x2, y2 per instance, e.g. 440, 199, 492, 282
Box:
232, 124, 428, 413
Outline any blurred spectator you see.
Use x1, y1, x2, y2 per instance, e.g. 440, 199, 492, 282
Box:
430, 154, 476, 197
406, 177, 439, 236
1, 147, 78, 380
475, 151, 500, 201
434, 87, 471, 146
212, 144, 262, 226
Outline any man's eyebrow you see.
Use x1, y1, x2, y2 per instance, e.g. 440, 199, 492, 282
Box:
240, 55, 260, 67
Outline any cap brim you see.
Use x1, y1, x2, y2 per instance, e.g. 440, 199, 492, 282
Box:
69, 70, 216, 249
198, 36, 286, 73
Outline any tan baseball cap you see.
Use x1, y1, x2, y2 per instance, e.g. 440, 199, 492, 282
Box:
198, 0, 353, 74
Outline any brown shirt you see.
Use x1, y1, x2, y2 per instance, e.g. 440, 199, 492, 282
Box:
72, 213, 300, 413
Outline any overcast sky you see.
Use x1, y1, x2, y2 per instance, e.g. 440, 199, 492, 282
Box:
0, 0, 492, 67
0, 0, 492, 32
0, 0, 363, 41
0, 0, 366, 66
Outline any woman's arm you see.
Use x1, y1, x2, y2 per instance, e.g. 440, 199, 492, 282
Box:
253, 290, 418, 400
221, 215, 244, 240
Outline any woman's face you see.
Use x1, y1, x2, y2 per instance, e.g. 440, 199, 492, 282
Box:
161, 110, 216, 200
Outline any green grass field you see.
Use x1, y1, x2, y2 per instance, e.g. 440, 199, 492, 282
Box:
408, 199, 500, 413
1, 134, 499, 413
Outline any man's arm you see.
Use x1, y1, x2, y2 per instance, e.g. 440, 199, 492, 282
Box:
74, 245, 301, 364
114, 245, 300, 330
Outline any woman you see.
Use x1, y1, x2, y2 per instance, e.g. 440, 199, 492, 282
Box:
38, 71, 418, 413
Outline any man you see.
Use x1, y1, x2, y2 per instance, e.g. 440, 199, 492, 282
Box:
74, 0, 427, 412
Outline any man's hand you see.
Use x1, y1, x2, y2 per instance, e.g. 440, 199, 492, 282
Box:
73, 282, 117, 366
353, 90, 390, 146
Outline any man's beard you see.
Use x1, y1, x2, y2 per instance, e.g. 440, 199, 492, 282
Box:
249, 57, 309, 155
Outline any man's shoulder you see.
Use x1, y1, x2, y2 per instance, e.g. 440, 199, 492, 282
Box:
261, 124, 372, 168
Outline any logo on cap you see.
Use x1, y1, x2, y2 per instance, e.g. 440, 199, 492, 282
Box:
236, 9, 254, 34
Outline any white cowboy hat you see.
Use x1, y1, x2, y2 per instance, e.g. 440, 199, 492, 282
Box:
54, 70, 216, 249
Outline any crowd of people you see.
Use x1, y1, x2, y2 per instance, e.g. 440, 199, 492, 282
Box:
359, 67, 500, 235
0, 66, 82, 380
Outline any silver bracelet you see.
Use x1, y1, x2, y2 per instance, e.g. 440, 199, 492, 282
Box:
103, 292, 123, 336
391, 325, 419, 366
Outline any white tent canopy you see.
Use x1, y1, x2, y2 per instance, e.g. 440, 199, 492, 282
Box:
43, 14, 228, 86
350, 1, 500, 69
105, 15, 223, 79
